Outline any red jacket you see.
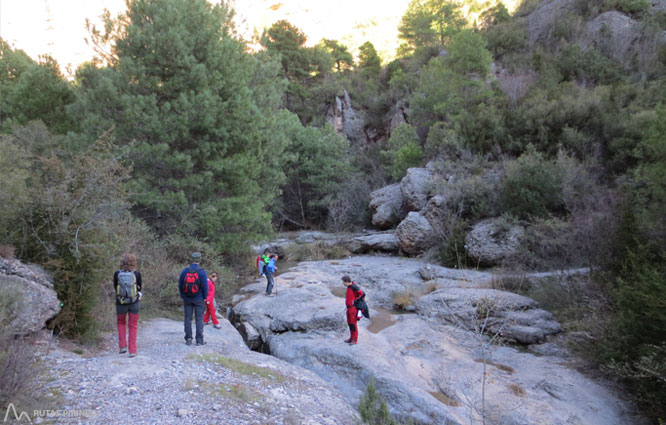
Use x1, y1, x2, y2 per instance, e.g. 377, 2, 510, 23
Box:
345, 283, 364, 308
206, 279, 215, 303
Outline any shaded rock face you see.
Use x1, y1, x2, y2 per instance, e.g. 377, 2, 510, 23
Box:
526, 0, 579, 44
587, 11, 643, 65
344, 233, 399, 254
231, 256, 639, 425
395, 212, 438, 256
370, 184, 406, 230
326, 89, 367, 144
465, 218, 525, 267
401, 167, 434, 212
0, 258, 61, 335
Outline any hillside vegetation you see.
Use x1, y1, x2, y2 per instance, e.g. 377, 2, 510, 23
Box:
0, 0, 664, 420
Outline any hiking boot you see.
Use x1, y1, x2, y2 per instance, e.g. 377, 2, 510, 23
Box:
349, 340, 358, 345
119, 347, 128, 354
129, 353, 137, 358
195, 341, 206, 346
185, 338, 193, 346
213, 325, 221, 329
344, 338, 352, 343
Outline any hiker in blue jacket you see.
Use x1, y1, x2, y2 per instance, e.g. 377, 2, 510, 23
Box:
264, 254, 277, 296
179, 252, 209, 346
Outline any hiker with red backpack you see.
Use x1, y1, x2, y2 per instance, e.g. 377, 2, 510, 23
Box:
178, 252, 209, 346
342, 275, 367, 345
114, 253, 142, 357
203, 272, 221, 329
256, 249, 270, 277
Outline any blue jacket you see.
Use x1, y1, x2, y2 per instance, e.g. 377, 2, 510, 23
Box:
178, 264, 209, 301
265, 258, 276, 275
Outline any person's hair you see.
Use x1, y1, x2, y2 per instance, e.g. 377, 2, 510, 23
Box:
270, 254, 276, 259
342, 275, 351, 282
210, 272, 218, 279
263, 249, 270, 254
120, 253, 137, 271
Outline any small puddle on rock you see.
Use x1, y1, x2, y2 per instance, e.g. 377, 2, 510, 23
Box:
429, 391, 460, 406
367, 307, 397, 334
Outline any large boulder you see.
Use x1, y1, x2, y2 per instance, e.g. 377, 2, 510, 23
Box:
401, 167, 434, 212
370, 184, 405, 230
465, 218, 525, 266
395, 212, 438, 256
0, 258, 61, 335
587, 11, 643, 65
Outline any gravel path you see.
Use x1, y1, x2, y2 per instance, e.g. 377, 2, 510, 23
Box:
39, 317, 357, 425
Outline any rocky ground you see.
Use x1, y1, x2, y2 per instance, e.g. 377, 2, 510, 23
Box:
33, 318, 356, 425
231, 255, 646, 425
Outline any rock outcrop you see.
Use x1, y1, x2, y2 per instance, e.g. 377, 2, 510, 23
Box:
370, 184, 405, 230
525, 0, 579, 44
464, 218, 525, 266
587, 11, 643, 65
231, 256, 639, 425
326, 90, 367, 144
400, 167, 434, 212
344, 233, 399, 254
395, 212, 438, 256
0, 257, 60, 335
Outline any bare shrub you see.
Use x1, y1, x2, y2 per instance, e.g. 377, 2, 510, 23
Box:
0, 245, 15, 259
391, 288, 418, 310
497, 69, 537, 107
327, 177, 372, 232
0, 288, 40, 408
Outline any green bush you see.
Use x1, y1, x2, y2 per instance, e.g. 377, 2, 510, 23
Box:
555, 44, 622, 85
500, 147, 565, 220
484, 20, 529, 57
358, 376, 401, 425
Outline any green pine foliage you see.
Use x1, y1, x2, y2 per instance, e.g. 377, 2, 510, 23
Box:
358, 376, 401, 425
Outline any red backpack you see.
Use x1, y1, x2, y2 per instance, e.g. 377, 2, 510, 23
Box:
183, 268, 202, 297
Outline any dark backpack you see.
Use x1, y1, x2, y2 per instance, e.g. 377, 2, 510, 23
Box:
351, 284, 370, 319
116, 270, 138, 304
183, 268, 202, 297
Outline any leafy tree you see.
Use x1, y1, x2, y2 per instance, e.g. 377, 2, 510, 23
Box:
261, 20, 309, 80
445, 30, 493, 76
398, 0, 465, 54
320, 39, 354, 72
381, 123, 423, 180
277, 115, 353, 228
72, 0, 277, 252
358, 41, 382, 78
0, 42, 76, 134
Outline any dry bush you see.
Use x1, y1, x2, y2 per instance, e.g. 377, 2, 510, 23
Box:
0, 245, 15, 259
0, 289, 40, 409
391, 288, 418, 310
497, 69, 537, 107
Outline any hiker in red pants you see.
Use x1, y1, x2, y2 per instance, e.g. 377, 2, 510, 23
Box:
342, 275, 364, 345
114, 253, 142, 357
203, 272, 221, 329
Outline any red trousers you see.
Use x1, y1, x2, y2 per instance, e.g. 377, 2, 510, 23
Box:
117, 312, 139, 354
346, 307, 358, 342
203, 301, 219, 325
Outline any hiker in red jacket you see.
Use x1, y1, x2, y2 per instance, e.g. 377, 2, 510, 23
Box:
342, 275, 364, 345
203, 272, 220, 329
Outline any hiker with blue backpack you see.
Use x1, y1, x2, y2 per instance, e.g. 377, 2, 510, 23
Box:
179, 252, 209, 346
114, 253, 142, 357
264, 254, 278, 296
